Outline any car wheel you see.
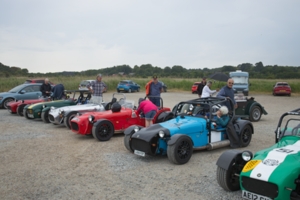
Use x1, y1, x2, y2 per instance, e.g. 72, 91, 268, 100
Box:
23, 109, 31, 119
216, 163, 242, 191
17, 104, 26, 116
64, 111, 78, 129
167, 135, 193, 164
41, 110, 50, 123
92, 120, 114, 141
137, 88, 140, 92
3, 98, 14, 109
164, 88, 167, 92
273, 92, 276, 96
117, 90, 120, 93
249, 106, 261, 122
128, 88, 132, 93
124, 134, 133, 153
239, 124, 252, 147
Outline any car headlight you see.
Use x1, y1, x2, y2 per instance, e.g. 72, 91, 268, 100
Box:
88, 115, 95, 123
159, 130, 165, 138
51, 106, 55, 110
134, 126, 139, 132
242, 151, 253, 161
58, 109, 64, 115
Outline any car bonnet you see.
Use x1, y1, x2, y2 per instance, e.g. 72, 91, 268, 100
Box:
241, 137, 300, 182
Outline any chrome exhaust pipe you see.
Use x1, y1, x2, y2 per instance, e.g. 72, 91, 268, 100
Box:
207, 140, 230, 150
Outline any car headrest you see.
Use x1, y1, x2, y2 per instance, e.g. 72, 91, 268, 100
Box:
111, 102, 121, 112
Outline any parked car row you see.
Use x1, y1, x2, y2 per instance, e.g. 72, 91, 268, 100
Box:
4, 81, 300, 199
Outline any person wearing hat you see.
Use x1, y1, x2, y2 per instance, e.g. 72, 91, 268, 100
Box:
145, 75, 163, 107
137, 98, 158, 127
212, 106, 230, 128
87, 74, 107, 105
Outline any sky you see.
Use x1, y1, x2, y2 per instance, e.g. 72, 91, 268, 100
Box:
0, 0, 300, 73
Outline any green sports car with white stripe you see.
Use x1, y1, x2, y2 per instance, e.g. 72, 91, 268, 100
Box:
216, 108, 300, 200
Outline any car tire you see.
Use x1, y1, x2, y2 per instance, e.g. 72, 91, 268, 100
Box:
273, 92, 276, 96
17, 104, 26, 116
92, 120, 114, 141
216, 165, 241, 191
117, 90, 120, 93
137, 88, 140, 92
128, 88, 132, 93
64, 111, 78, 129
167, 135, 193, 164
249, 106, 261, 122
124, 134, 133, 153
41, 110, 51, 123
239, 124, 252, 147
164, 88, 167, 92
23, 109, 31, 119
3, 98, 14, 109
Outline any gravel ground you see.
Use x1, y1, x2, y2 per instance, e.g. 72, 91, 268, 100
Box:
0, 92, 298, 200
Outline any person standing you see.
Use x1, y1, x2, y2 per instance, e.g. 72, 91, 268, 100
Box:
87, 74, 107, 105
201, 81, 219, 98
40, 78, 52, 98
145, 75, 163, 107
197, 77, 207, 97
137, 98, 158, 127
217, 78, 238, 111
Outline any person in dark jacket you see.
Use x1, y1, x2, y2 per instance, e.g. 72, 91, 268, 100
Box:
217, 78, 238, 111
51, 84, 65, 100
197, 77, 207, 97
40, 78, 52, 97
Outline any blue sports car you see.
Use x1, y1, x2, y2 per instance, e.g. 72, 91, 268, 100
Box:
0, 83, 42, 109
117, 80, 140, 93
124, 97, 254, 164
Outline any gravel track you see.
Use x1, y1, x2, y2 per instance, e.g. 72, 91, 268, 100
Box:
0, 92, 298, 200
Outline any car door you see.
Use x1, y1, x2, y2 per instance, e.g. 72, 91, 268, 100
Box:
15, 85, 42, 100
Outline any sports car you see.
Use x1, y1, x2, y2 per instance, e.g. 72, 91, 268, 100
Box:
7, 97, 51, 116
216, 108, 300, 200
48, 93, 125, 129
124, 97, 254, 165
234, 94, 268, 122
23, 90, 90, 122
70, 98, 173, 141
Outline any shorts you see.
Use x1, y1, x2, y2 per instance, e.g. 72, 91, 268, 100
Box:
145, 110, 157, 120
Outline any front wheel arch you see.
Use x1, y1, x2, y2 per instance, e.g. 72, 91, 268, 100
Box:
3, 98, 15, 109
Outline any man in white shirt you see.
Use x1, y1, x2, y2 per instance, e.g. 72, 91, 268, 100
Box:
201, 81, 219, 98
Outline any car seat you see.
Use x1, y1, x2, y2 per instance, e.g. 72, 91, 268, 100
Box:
292, 124, 300, 136
105, 98, 117, 110
111, 102, 121, 113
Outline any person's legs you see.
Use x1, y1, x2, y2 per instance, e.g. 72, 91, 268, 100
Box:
91, 96, 102, 105
145, 110, 157, 127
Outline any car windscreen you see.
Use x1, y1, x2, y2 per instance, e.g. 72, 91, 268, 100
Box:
119, 81, 128, 85
231, 76, 248, 85
80, 81, 90, 86
282, 118, 300, 136
277, 83, 289, 87
9, 85, 25, 93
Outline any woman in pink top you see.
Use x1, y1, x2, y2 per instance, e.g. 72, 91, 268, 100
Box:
137, 98, 158, 127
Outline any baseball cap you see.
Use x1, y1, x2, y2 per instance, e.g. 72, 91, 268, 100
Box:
97, 74, 102, 77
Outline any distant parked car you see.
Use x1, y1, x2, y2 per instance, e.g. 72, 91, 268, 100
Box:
191, 82, 201, 94
159, 81, 167, 92
79, 80, 107, 93
24, 79, 55, 86
117, 80, 140, 93
0, 83, 43, 109
273, 82, 291, 96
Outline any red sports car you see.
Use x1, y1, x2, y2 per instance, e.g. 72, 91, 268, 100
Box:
7, 97, 51, 116
273, 82, 291, 96
70, 100, 174, 141
191, 82, 200, 94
